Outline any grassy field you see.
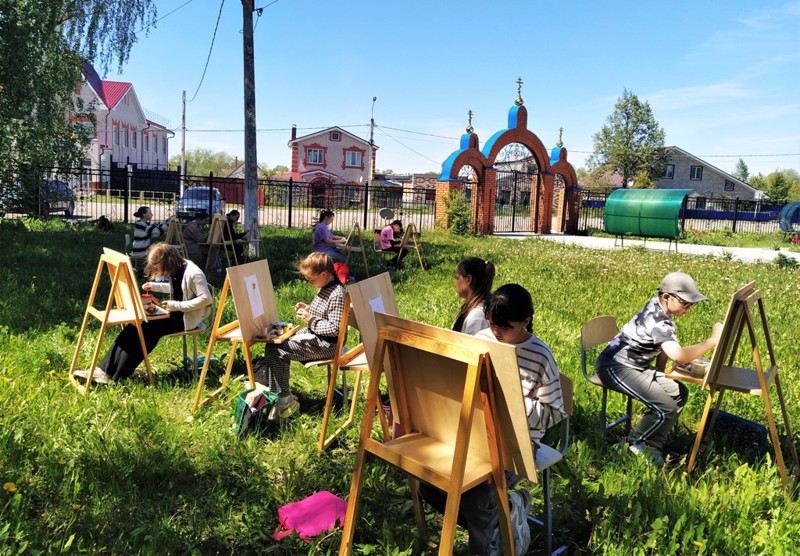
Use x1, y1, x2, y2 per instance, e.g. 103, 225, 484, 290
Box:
1, 219, 799, 554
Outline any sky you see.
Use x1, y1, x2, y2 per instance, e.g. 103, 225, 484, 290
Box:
108, 0, 800, 178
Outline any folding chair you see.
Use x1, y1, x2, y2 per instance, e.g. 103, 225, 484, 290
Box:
164, 285, 214, 374
581, 316, 633, 435
528, 373, 573, 556
303, 293, 370, 450
373, 230, 399, 267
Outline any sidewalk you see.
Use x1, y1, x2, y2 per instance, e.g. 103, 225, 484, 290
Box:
494, 233, 800, 264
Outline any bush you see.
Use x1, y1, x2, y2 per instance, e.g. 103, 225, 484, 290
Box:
444, 191, 471, 235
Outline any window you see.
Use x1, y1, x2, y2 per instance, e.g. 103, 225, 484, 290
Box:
724, 180, 735, 192
662, 164, 674, 179
144, 134, 149, 152
345, 151, 362, 168
690, 165, 703, 181
132, 132, 137, 149
153, 135, 158, 153
163, 137, 167, 154
307, 148, 324, 164
330, 131, 341, 141
113, 126, 119, 145
122, 129, 128, 148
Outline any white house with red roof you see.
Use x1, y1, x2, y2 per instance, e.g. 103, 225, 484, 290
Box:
77, 62, 171, 173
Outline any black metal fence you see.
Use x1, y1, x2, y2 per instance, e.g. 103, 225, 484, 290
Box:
576, 189, 795, 235
4, 166, 437, 232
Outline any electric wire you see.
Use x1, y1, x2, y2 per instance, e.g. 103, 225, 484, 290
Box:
188, 0, 226, 103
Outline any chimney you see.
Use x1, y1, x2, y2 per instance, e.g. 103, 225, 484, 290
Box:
291, 124, 297, 141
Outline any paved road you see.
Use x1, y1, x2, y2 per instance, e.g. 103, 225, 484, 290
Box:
494, 232, 800, 264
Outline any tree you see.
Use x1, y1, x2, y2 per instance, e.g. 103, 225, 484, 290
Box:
168, 149, 239, 177
733, 158, 750, 183
262, 164, 289, 177
587, 89, 666, 188
1, 1, 156, 190
763, 170, 794, 203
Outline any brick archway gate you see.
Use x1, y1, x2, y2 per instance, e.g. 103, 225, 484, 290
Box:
436, 90, 579, 235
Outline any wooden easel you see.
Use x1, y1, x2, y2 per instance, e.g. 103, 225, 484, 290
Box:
336, 221, 370, 277
69, 248, 168, 393
340, 314, 537, 555
667, 282, 798, 484
397, 222, 425, 271
163, 216, 188, 258
204, 214, 238, 269
192, 259, 297, 411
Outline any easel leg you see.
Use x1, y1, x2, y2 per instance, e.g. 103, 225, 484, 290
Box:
774, 375, 800, 479
407, 476, 428, 549
761, 382, 788, 485
192, 335, 219, 412
688, 391, 717, 473
439, 486, 461, 555
242, 342, 257, 388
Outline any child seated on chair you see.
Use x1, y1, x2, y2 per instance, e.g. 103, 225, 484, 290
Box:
419, 283, 566, 555
312, 209, 348, 263
132, 206, 167, 258
224, 210, 247, 263
72, 244, 212, 384
251, 252, 346, 419
379, 219, 408, 267
595, 272, 722, 466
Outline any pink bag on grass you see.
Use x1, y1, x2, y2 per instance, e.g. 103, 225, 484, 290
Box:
273, 491, 348, 542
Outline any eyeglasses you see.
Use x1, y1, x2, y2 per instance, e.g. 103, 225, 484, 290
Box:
672, 294, 695, 309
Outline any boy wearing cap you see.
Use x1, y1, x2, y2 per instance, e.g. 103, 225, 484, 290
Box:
596, 272, 723, 465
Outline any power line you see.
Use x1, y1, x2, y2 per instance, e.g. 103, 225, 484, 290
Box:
155, 0, 197, 24
188, 0, 226, 103
375, 126, 443, 166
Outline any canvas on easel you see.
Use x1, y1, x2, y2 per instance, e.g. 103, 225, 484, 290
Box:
669, 282, 798, 484
192, 259, 292, 411
163, 216, 188, 258
339, 314, 537, 555
204, 213, 238, 269
336, 221, 369, 277
347, 273, 400, 420
69, 248, 167, 393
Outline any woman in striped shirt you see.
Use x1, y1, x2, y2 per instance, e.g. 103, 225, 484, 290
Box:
132, 206, 167, 258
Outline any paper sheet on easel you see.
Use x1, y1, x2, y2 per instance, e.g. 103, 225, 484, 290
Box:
369, 296, 385, 315
245, 274, 265, 319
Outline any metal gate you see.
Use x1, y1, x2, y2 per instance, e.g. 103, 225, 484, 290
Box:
494, 168, 538, 232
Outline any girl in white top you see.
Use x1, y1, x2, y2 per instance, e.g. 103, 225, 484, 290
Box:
451, 257, 495, 335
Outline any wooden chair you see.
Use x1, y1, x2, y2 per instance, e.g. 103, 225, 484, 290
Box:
372, 230, 398, 266
527, 373, 573, 556
395, 222, 425, 271
163, 285, 214, 375
581, 316, 633, 435
303, 294, 371, 450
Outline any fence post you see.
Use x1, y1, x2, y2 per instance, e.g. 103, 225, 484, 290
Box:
288, 178, 293, 228
125, 164, 132, 223
732, 197, 739, 233
363, 180, 370, 230
208, 172, 214, 216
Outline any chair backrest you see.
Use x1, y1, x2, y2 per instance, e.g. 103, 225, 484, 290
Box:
124, 233, 132, 254
580, 316, 618, 379
559, 372, 574, 416
373, 231, 384, 253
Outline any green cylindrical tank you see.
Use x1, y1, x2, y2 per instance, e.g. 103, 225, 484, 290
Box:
604, 189, 692, 239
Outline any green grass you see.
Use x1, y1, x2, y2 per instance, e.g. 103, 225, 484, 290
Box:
1, 219, 799, 554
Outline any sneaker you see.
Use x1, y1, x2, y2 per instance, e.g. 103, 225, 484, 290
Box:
628, 442, 665, 466
508, 489, 532, 556
269, 394, 300, 420
72, 368, 110, 384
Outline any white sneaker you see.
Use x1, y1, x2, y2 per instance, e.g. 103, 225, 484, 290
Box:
628, 442, 665, 466
72, 368, 110, 384
509, 489, 532, 556
268, 394, 300, 420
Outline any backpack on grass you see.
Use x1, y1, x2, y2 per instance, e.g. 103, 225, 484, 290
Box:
234, 388, 279, 438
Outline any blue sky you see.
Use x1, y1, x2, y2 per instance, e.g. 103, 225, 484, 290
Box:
110, 0, 800, 177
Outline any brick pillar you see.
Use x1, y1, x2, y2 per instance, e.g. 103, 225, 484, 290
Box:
537, 173, 555, 234
475, 168, 496, 235
563, 186, 581, 234
435, 180, 462, 230
552, 187, 564, 232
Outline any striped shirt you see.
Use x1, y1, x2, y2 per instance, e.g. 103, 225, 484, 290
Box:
477, 329, 566, 441
132, 220, 167, 256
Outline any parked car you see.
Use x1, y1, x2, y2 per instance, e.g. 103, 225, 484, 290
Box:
175, 186, 225, 219
0, 179, 75, 218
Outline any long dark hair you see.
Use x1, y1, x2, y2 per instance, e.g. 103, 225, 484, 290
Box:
318, 210, 335, 223
453, 257, 495, 332
485, 283, 534, 333
144, 243, 185, 280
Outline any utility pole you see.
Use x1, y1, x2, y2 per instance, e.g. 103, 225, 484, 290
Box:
180, 90, 186, 195
369, 96, 376, 184
242, 0, 259, 255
